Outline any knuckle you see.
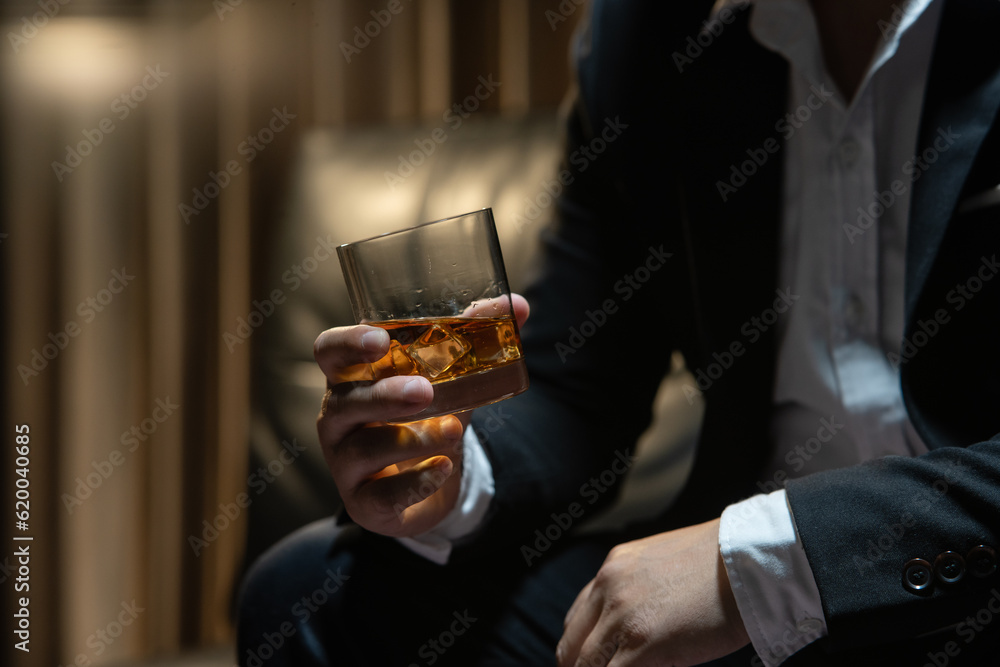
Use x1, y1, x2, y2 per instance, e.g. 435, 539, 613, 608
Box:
323, 381, 379, 423
606, 544, 628, 560
616, 620, 650, 648
368, 380, 397, 413
323, 388, 341, 414
597, 555, 621, 579
601, 591, 625, 615
396, 425, 422, 449
321, 388, 348, 423
312, 332, 325, 362
593, 565, 611, 587
313, 327, 345, 362
602, 545, 633, 571
592, 563, 625, 593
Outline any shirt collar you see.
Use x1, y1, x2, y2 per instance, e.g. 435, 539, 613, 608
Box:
709, 0, 937, 102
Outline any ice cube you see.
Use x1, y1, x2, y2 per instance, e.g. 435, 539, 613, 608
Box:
369, 339, 419, 379
388, 339, 419, 375
464, 319, 519, 365
407, 324, 471, 378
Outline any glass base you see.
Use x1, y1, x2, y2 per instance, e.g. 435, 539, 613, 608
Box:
388, 358, 528, 423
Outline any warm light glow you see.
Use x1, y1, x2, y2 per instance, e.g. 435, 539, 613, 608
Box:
309, 147, 425, 240
4, 18, 145, 103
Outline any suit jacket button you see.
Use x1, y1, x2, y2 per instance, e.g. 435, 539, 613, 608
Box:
968, 545, 997, 578
903, 558, 933, 593
935, 551, 966, 584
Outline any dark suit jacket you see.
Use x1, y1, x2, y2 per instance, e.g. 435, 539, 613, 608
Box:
469, 0, 1000, 663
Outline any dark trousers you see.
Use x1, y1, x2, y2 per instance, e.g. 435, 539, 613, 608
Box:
236, 518, 758, 666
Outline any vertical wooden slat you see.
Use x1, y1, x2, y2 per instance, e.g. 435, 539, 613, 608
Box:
499, 0, 530, 113
312, 0, 348, 125
418, 0, 452, 118
386, 1, 419, 121
450, 0, 501, 113
146, 1, 186, 652
2, 76, 60, 667
205, 0, 252, 644
529, 0, 582, 107
59, 109, 144, 664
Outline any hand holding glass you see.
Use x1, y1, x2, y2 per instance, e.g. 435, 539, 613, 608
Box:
336, 208, 528, 422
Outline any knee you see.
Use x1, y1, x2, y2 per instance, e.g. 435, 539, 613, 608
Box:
236, 541, 290, 634
236, 517, 347, 664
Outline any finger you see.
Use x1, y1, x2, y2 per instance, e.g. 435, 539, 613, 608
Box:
314, 325, 390, 381
573, 625, 624, 667
557, 580, 600, 667
511, 293, 530, 328
353, 454, 457, 535
458, 293, 529, 324
318, 375, 434, 446
328, 414, 464, 489
563, 579, 594, 630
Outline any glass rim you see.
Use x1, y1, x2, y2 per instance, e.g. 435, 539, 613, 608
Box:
336, 207, 494, 250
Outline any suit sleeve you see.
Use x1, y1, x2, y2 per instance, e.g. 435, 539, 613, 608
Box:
454, 90, 687, 560
785, 434, 1000, 651
450, 0, 714, 562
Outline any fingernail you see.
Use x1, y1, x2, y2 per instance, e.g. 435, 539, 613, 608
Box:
361, 329, 388, 352
402, 378, 427, 402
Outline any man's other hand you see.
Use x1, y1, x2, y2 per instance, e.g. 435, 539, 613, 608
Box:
558, 518, 750, 666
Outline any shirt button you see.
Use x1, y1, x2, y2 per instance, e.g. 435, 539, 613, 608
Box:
839, 139, 861, 167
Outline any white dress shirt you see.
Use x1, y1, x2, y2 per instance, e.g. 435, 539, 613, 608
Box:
719, 0, 939, 664
403, 0, 943, 664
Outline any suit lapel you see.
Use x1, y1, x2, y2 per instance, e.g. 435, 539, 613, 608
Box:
905, 0, 1000, 318
675, 6, 788, 356
656, 7, 790, 524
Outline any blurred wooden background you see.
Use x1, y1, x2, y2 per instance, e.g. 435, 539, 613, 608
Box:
0, 0, 582, 664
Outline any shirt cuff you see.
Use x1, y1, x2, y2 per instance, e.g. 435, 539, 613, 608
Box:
720, 489, 827, 666
396, 426, 496, 564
